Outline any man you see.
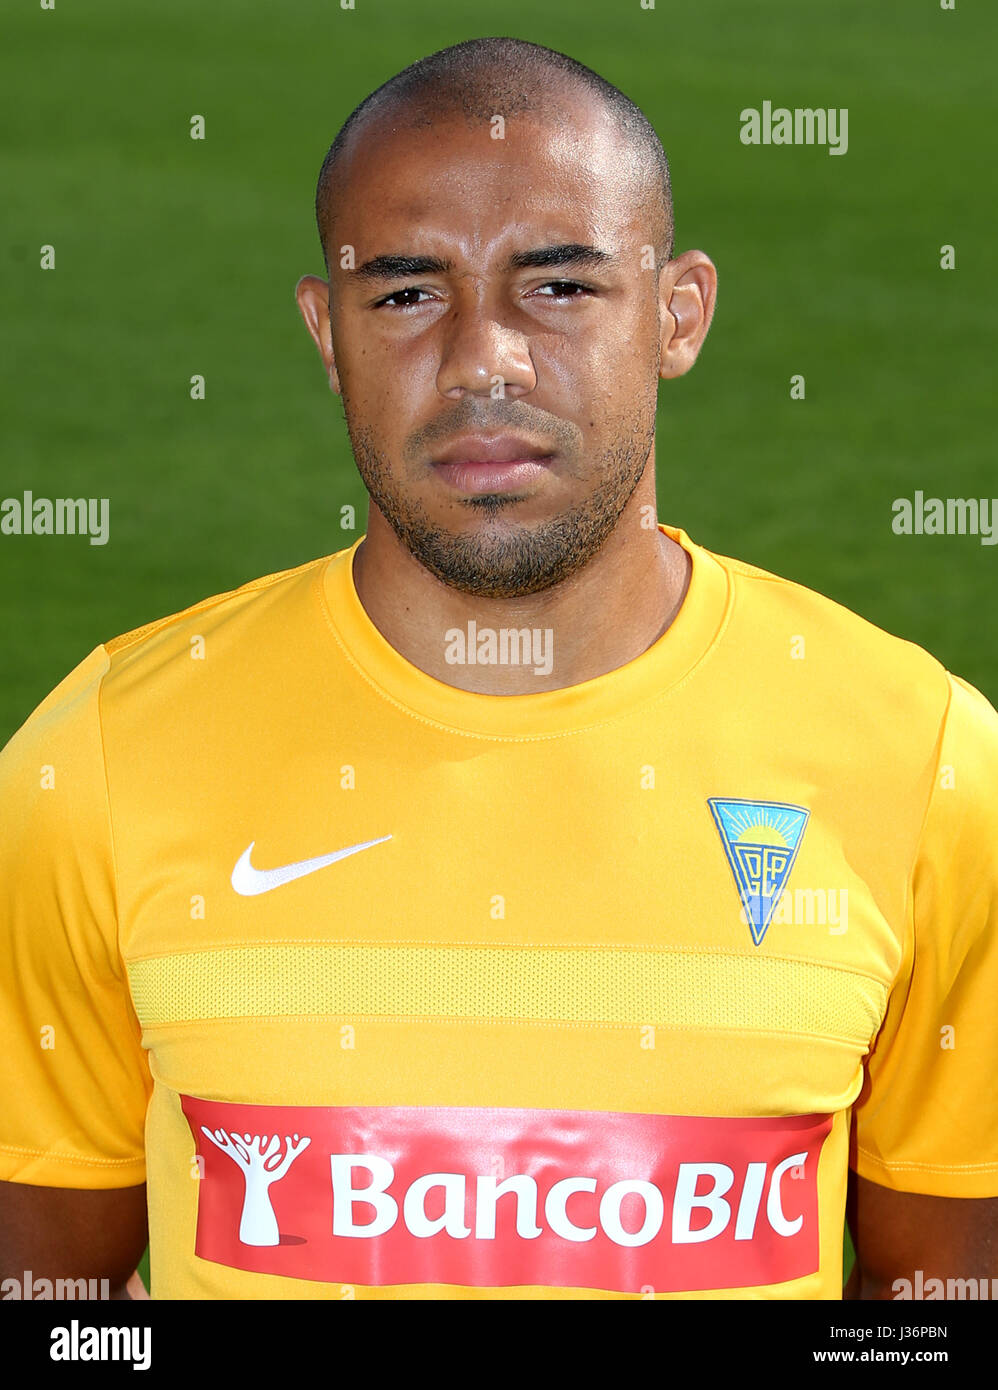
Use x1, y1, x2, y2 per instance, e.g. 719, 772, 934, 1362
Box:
1, 36, 996, 1301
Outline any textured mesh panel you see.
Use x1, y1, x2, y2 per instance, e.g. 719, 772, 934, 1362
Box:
127, 945, 886, 1043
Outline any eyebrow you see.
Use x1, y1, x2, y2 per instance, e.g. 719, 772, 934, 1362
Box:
347, 243, 616, 283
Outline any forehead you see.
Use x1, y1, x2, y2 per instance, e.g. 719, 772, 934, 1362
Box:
330, 101, 650, 256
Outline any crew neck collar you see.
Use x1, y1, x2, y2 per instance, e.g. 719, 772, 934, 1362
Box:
318, 524, 730, 738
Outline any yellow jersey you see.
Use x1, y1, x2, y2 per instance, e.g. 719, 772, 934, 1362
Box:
2, 525, 997, 1299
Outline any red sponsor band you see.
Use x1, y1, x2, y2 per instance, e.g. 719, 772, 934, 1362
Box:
182, 1099, 832, 1293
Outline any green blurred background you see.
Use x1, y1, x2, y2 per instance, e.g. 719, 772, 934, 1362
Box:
4, 0, 996, 1296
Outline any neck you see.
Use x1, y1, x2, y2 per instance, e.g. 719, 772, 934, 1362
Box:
351, 473, 690, 695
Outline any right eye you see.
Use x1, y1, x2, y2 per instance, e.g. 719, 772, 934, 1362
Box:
374, 287, 436, 310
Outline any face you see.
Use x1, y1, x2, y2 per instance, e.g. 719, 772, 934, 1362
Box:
298, 95, 711, 598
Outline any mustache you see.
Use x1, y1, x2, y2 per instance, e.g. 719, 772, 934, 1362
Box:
405, 398, 582, 462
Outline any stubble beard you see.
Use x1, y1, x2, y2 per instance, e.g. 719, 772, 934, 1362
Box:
343, 406, 657, 600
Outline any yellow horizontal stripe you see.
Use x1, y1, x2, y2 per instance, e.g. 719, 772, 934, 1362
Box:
127, 945, 885, 1044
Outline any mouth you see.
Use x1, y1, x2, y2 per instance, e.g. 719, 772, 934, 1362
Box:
430, 434, 556, 495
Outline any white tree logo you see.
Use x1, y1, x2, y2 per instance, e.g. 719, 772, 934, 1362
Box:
201, 1128, 311, 1246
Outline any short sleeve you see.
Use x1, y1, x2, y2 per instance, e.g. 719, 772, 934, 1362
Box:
0, 646, 151, 1188
851, 671, 998, 1197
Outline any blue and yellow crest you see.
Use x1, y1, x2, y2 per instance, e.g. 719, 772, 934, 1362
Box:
708, 798, 810, 946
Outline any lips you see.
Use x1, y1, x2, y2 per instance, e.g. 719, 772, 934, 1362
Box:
431, 434, 555, 467
430, 434, 556, 495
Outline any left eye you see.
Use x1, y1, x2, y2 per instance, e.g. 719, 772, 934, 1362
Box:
534, 281, 590, 298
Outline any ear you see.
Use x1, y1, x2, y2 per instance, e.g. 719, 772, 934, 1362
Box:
295, 275, 341, 395
657, 250, 718, 380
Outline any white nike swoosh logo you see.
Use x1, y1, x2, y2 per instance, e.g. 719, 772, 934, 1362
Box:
231, 835, 392, 896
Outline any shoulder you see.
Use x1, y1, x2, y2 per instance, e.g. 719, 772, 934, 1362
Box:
2, 549, 348, 763
103, 551, 339, 670
712, 541, 945, 673
700, 536, 959, 734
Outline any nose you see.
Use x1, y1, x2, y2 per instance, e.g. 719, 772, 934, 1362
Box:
435, 292, 537, 400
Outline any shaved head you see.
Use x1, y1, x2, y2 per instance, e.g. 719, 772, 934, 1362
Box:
314, 36, 674, 279
294, 33, 717, 611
